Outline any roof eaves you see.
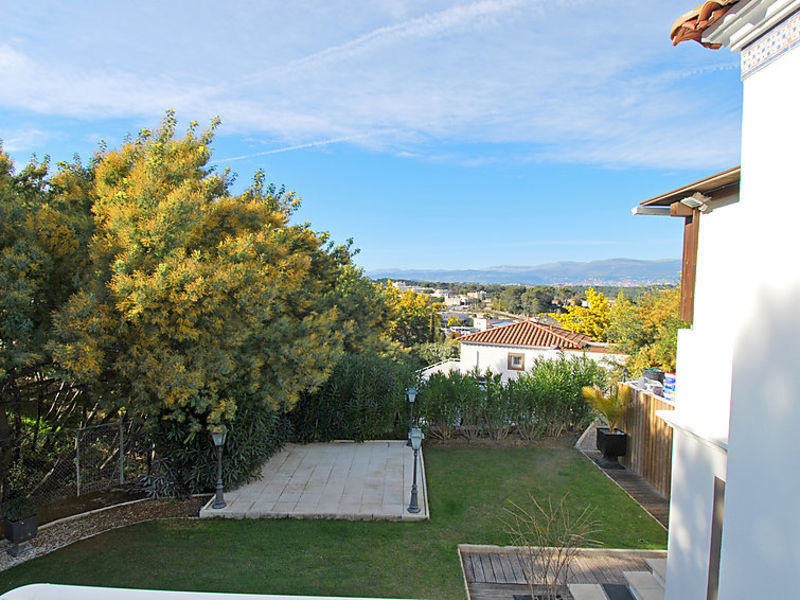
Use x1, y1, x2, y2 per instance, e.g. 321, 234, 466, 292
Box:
640, 166, 741, 207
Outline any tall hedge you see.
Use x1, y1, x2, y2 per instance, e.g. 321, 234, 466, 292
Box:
290, 352, 416, 442
147, 381, 293, 497
417, 354, 607, 440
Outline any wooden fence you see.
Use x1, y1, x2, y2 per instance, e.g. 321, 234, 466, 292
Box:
619, 385, 675, 499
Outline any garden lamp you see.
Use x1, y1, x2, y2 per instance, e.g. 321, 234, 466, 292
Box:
407, 426, 424, 514
211, 425, 228, 509
406, 386, 417, 447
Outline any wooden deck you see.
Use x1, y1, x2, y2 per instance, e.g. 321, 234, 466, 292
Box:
576, 421, 670, 529
459, 545, 666, 600
580, 448, 670, 528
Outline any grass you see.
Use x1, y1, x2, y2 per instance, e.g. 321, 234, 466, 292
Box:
2, 441, 666, 599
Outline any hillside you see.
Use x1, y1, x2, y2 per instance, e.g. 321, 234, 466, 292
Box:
369, 258, 680, 286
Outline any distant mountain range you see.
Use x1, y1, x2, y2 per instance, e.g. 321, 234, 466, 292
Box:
369, 258, 681, 286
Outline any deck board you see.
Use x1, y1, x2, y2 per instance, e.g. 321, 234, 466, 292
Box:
578, 448, 669, 528
459, 547, 666, 600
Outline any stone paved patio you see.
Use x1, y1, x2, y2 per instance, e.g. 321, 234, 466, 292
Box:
199, 441, 428, 521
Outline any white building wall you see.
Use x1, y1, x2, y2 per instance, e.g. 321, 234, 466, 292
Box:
663, 190, 740, 600
458, 343, 626, 382
716, 39, 800, 600
664, 432, 728, 600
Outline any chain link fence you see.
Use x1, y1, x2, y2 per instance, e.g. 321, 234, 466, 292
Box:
75, 420, 151, 495
12, 419, 151, 506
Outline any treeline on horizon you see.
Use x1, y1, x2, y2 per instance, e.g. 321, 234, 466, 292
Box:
372, 278, 674, 306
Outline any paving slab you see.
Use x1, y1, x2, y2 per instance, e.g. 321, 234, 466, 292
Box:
200, 441, 428, 521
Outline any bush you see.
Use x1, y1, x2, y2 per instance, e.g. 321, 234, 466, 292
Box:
147, 384, 292, 497
411, 341, 460, 367
415, 372, 460, 440
290, 352, 417, 443
416, 354, 607, 441
3, 496, 37, 521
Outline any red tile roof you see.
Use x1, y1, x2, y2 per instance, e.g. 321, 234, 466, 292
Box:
671, 1, 739, 48
457, 320, 592, 350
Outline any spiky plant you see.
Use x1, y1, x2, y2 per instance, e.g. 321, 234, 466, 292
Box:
503, 494, 601, 600
581, 383, 631, 432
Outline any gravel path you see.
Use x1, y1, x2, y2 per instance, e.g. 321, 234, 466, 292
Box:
0, 495, 210, 573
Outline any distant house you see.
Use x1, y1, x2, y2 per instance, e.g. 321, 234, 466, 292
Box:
472, 316, 515, 331
456, 320, 626, 381
443, 293, 473, 307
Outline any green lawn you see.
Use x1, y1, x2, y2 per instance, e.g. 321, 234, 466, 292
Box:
2, 442, 666, 599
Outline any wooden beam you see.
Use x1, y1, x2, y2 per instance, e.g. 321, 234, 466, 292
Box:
680, 209, 700, 322
670, 201, 694, 217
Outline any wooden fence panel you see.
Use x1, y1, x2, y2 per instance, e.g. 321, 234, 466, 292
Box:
619, 385, 675, 499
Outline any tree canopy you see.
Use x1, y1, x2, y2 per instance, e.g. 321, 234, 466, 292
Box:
49, 115, 355, 434
1, 114, 395, 498
606, 287, 685, 373
383, 283, 442, 347
550, 287, 612, 341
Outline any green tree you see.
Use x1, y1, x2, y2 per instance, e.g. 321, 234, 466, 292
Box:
412, 340, 460, 366
0, 148, 95, 501
607, 287, 686, 373
498, 286, 525, 313
325, 263, 392, 354
520, 286, 556, 316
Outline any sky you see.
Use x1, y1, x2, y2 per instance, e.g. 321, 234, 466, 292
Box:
0, 1, 743, 272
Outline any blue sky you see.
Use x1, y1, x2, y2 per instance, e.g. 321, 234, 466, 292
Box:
0, 1, 742, 272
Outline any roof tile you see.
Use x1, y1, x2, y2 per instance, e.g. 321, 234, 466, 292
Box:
671, 1, 739, 48
457, 320, 592, 350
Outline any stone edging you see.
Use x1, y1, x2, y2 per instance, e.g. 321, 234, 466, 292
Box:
1, 496, 209, 573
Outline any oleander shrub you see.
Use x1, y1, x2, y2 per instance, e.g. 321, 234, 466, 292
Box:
416, 354, 607, 441
522, 354, 607, 437
147, 382, 292, 497
290, 352, 417, 442
416, 371, 460, 439
481, 371, 514, 440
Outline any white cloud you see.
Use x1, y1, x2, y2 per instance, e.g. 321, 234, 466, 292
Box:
215, 134, 374, 162
0, 1, 742, 170
0, 127, 49, 153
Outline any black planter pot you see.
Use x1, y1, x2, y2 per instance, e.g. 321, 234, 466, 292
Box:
4, 514, 38, 547
595, 427, 628, 469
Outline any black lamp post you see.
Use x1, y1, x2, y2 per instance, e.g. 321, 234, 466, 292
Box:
211, 425, 228, 509
406, 386, 417, 447
407, 426, 424, 514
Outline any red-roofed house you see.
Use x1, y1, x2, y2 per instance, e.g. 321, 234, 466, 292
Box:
455, 320, 626, 381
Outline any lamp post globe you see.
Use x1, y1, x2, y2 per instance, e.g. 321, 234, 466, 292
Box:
407, 426, 424, 514
406, 386, 417, 447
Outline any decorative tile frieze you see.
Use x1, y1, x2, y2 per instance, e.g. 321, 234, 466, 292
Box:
741, 10, 800, 79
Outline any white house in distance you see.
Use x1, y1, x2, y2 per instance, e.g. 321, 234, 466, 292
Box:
455, 320, 626, 381
635, 2, 800, 598
471, 316, 515, 331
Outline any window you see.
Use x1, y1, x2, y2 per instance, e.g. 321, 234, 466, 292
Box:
507, 353, 524, 370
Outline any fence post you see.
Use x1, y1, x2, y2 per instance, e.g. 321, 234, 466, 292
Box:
119, 419, 125, 485
75, 431, 81, 496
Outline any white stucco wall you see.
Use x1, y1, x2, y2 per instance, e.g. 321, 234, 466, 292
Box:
715, 38, 800, 600
458, 343, 626, 381
664, 431, 728, 600
663, 158, 741, 600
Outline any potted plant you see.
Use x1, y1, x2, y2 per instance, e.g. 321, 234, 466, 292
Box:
3, 496, 38, 556
582, 383, 631, 469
